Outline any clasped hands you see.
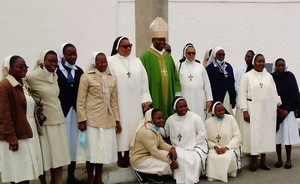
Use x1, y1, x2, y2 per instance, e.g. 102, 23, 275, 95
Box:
214, 146, 229, 155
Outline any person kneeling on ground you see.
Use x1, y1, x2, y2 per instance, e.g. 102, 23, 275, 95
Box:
130, 108, 178, 184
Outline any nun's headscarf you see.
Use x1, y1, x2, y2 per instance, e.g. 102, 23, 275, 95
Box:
271, 58, 288, 73
130, 108, 155, 147
2, 55, 13, 79
57, 43, 68, 60
179, 43, 194, 63
111, 36, 128, 56
173, 96, 186, 110
207, 46, 224, 64
212, 101, 222, 115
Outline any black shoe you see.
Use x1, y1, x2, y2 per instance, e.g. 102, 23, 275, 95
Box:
134, 171, 149, 184
146, 174, 163, 183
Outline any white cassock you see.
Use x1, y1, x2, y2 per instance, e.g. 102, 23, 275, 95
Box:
234, 64, 249, 152
108, 54, 152, 151
164, 111, 208, 184
205, 114, 242, 183
176, 61, 213, 121
238, 69, 281, 155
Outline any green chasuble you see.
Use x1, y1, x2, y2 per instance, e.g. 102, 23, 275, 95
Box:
140, 48, 181, 123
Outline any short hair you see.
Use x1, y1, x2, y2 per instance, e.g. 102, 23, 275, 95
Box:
151, 108, 161, 119
9, 55, 22, 68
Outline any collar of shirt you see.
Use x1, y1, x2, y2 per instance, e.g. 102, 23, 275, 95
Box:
151, 45, 165, 56
6, 74, 22, 87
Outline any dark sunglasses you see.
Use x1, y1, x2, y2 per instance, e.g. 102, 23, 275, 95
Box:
187, 52, 196, 56
120, 44, 132, 49
13, 65, 29, 70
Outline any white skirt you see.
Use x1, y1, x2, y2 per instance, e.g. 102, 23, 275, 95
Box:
39, 123, 70, 171
276, 112, 300, 145
0, 118, 43, 183
76, 126, 117, 164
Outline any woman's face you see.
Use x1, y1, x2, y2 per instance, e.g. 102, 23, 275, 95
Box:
63, 46, 77, 65
95, 54, 108, 72
185, 47, 196, 61
9, 58, 27, 80
215, 49, 225, 61
275, 60, 285, 75
176, 99, 188, 116
44, 53, 58, 73
152, 111, 164, 127
214, 104, 225, 118
118, 39, 132, 57
253, 55, 265, 72
245, 51, 254, 64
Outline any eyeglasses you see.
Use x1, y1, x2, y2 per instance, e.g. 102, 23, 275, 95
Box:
13, 65, 29, 70
119, 44, 132, 49
187, 52, 196, 56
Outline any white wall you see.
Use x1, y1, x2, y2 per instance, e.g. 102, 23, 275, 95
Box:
168, 0, 300, 81
0, 0, 135, 75
1, 0, 300, 82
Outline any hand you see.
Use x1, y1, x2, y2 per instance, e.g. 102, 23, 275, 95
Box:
168, 147, 177, 161
206, 101, 212, 113
115, 121, 122, 134
9, 140, 19, 152
214, 146, 227, 155
78, 121, 87, 131
243, 111, 250, 123
170, 161, 178, 169
142, 102, 151, 112
282, 110, 289, 117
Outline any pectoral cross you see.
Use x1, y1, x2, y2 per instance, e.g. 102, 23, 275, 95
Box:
127, 72, 131, 78
162, 69, 167, 76
216, 134, 221, 143
178, 134, 182, 141
188, 74, 193, 81
259, 82, 263, 88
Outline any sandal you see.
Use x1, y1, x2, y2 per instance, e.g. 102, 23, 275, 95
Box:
274, 161, 283, 168
284, 162, 292, 169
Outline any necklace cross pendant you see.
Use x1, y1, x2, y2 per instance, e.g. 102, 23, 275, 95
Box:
127, 72, 131, 78
188, 74, 193, 81
216, 134, 221, 143
162, 69, 167, 76
259, 82, 263, 88
178, 134, 182, 141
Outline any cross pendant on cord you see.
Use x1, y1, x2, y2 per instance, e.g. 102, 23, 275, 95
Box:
259, 82, 263, 88
162, 69, 167, 76
178, 134, 182, 141
188, 74, 193, 81
127, 72, 131, 78
216, 134, 221, 143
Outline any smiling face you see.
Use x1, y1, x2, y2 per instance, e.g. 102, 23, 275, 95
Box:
9, 57, 27, 80
175, 99, 188, 116
214, 104, 225, 118
44, 52, 58, 73
152, 111, 164, 127
118, 38, 132, 57
253, 54, 265, 72
95, 53, 108, 72
152, 37, 166, 51
185, 46, 196, 61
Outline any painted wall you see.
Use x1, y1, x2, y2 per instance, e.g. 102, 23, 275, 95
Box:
1, 0, 299, 82
0, 0, 135, 76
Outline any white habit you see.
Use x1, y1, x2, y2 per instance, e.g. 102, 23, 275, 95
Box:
239, 69, 281, 155
176, 61, 213, 121
164, 111, 208, 184
108, 54, 152, 151
205, 114, 242, 183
